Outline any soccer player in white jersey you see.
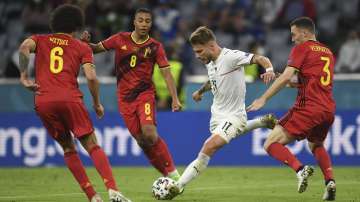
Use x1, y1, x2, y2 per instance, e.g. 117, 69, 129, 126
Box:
167, 26, 277, 199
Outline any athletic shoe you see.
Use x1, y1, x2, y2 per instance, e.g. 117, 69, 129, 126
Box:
109, 189, 132, 202
322, 180, 336, 201
90, 194, 103, 202
297, 165, 314, 193
261, 114, 278, 129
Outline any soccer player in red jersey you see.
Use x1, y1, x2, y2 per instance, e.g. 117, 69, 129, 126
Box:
247, 17, 336, 201
18, 5, 131, 202
83, 8, 182, 180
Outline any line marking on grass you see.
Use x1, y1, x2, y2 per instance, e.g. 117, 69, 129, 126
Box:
0, 191, 107, 199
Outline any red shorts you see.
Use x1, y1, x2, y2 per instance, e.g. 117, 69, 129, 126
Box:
279, 108, 334, 144
35, 102, 94, 140
118, 92, 157, 136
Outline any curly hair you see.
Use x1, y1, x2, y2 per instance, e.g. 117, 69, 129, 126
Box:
50, 4, 84, 33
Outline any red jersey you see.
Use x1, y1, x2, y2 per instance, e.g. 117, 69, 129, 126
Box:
101, 32, 169, 102
287, 40, 336, 113
30, 34, 93, 104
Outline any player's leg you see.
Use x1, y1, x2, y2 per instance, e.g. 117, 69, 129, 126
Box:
264, 125, 314, 193
35, 103, 99, 201
134, 96, 179, 179
308, 141, 336, 201
56, 132, 99, 201
67, 102, 131, 202
176, 134, 225, 189
79, 133, 131, 202
307, 115, 336, 201
168, 116, 244, 199
242, 113, 278, 133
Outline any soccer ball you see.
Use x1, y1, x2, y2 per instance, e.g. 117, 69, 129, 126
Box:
152, 177, 176, 200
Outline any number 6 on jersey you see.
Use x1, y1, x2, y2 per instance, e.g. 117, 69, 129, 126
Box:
50, 46, 64, 74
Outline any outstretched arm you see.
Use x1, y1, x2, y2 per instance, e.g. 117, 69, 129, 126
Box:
192, 80, 211, 102
159, 67, 182, 111
81, 31, 106, 54
251, 54, 276, 84
247, 66, 297, 112
18, 38, 39, 92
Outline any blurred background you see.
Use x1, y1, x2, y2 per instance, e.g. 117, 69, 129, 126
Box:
0, 0, 359, 167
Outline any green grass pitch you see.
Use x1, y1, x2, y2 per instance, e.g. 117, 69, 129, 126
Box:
0, 167, 359, 202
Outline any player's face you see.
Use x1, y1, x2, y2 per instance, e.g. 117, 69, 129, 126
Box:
134, 12, 152, 36
291, 26, 305, 45
192, 44, 212, 64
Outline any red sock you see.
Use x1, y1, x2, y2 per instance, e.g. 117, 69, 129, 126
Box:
143, 137, 176, 176
267, 142, 303, 172
89, 146, 118, 191
64, 151, 96, 200
313, 146, 334, 181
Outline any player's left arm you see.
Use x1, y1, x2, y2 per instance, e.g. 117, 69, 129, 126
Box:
159, 67, 182, 112
247, 66, 297, 112
250, 54, 276, 84
18, 38, 39, 92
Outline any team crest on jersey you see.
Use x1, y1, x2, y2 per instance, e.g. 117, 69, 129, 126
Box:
121, 45, 127, 50
144, 47, 151, 58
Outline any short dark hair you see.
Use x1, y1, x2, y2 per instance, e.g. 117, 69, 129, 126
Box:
290, 17, 315, 33
135, 8, 152, 18
189, 26, 216, 45
50, 4, 84, 33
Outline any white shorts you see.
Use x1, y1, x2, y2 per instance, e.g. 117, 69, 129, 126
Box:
209, 114, 247, 143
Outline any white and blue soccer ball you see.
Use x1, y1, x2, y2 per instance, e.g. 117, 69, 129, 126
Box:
152, 177, 176, 200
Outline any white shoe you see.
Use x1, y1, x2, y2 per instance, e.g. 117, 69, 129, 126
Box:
260, 114, 278, 129
91, 194, 104, 202
109, 189, 132, 202
322, 181, 336, 201
167, 182, 184, 200
296, 165, 314, 193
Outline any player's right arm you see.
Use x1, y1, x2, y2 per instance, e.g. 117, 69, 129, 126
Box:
18, 38, 39, 92
192, 80, 211, 102
80, 31, 106, 54
83, 63, 104, 118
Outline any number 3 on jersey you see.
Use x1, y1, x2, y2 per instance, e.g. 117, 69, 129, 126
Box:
320, 56, 331, 86
130, 55, 137, 68
50, 47, 64, 74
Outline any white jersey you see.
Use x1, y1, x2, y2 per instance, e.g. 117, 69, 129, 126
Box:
206, 48, 253, 119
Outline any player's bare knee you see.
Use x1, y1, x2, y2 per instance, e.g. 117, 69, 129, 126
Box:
140, 125, 158, 145
79, 133, 99, 153
308, 141, 324, 153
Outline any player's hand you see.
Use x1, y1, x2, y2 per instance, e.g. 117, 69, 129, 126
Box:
93, 104, 104, 119
20, 78, 40, 93
171, 98, 182, 112
192, 90, 203, 102
260, 70, 276, 85
246, 98, 266, 112
81, 31, 91, 43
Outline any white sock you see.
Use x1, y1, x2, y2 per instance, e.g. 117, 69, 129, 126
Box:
241, 117, 264, 134
178, 153, 210, 188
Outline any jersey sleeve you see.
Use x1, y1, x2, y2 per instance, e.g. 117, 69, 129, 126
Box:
287, 44, 307, 70
233, 50, 254, 68
156, 43, 170, 68
101, 34, 119, 50
81, 43, 94, 65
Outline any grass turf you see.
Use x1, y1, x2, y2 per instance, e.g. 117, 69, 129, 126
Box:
0, 167, 359, 202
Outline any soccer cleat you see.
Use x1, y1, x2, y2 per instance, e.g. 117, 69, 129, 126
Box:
322, 180, 336, 201
90, 194, 104, 202
108, 189, 132, 202
260, 114, 278, 129
296, 165, 314, 193
167, 182, 184, 200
